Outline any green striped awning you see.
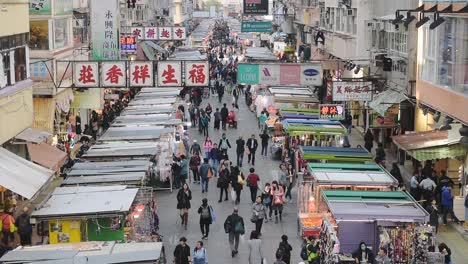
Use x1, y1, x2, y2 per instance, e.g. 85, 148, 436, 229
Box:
408, 144, 468, 161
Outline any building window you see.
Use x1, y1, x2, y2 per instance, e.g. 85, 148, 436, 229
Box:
420, 17, 468, 95
387, 32, 407, 54
30, 20, 49, 50
54, 19, 70, 49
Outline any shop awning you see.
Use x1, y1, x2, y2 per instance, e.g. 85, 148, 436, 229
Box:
14, 128, 52, 143
146, 41, 169, 54
0, 147, 53, 200
27, 143, 67, 172
392, 130, 467, 161
369, 88, 407, 116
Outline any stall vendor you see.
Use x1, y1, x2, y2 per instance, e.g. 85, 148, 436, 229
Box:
352, 242, 375, 264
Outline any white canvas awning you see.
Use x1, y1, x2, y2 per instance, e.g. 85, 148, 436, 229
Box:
14, 128, 52, 144
0, 148, 53, 199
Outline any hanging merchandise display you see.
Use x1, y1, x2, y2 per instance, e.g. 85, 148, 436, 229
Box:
319, 219, 340, 264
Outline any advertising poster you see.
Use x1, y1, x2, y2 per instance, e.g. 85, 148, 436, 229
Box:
91, 0, 119, 60
29, 0, 51, 14
243, 0, 268, 15
259, 64, 280, 85
237, 64, 259, 84
280, 64, 301, 85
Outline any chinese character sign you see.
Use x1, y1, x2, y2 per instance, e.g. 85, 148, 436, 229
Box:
157, 62, 182, 87
131, 27, 144, 39
185, 62, 209, 86
144, 27, 158, 40
120, 35, 137, 52
332, 81, 373, 101
130, 62, 154, 87
158, 27, 172, 40
91, 0, 119, 60
173, 27, 186, 40
319, 104, 345, 120
101, 62, 126, 87
74, 62, 99, 87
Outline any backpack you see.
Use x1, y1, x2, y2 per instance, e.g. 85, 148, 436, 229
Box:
201, 206, 210, 219
234, 220, 244, 234
300, 244, 308, 260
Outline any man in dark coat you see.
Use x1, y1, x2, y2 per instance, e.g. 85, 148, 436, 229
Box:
236, 136, 245, 167
221, 103, 229, 130
246, 134, 259, 166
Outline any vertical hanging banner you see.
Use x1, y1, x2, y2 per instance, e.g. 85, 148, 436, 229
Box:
101, 62, 126, 87
185, 61, 209, 86
74, 62, 99, 87
158, 27, 173, 41
157, 61, 182, 87
172, 27, 187, 40
129, 62, 154, 87
144, 27, 158, 40
91, 0, 119, 60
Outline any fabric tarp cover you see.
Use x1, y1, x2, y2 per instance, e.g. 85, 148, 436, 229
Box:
15, 128, 52, 143
369, 88, 406, 116
0, 147, 53, 199
27, 143, 67, 172
392, 130, 467, 161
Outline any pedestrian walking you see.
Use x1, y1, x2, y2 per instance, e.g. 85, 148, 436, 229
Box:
251, 196, 267, 235
193, 241, 209, 264
200, 113, 210, 137
180, 155, 189, 183
197, 198, 214, 239
426, 199, 439, 233
15, 207, 32, 246
217, 82, 224, 103
218, 133, 232, 154
172, 158, 183, 189
233, 86, 239, 107
374, 143, 386, 165
190, 140, 202, 156
217, 163, 230, 202
177, 183, 192, 230
390, 162, 404, 187
231, 168, 244, 204
247, 231, 264, 264
210, 144, 220, 176
224, 207, 245, 257
352, 242, 374, 264
441, 186, 460, 225
236, 136, 245, 167
285, 164, 294, 201
203, 137, 213, 160
410, 171, 421, 201
271, 181, 285, 223
173, 237, 191, 264
259, 111, 267, 132
221, 103, 229, 130
247, 168, 260, 203
190, 153, 201, 183
205, 103, 213, 117
214, 108, 221, 130
246, 134, 258, 166
0, 210, 16, 246
199, 158, 211, 193
262, 183, 273, 221
364, 129, 374, 153
277, 235, 293, 264
259, 131, 269, 157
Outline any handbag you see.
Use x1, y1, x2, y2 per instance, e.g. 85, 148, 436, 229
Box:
230, 188, 236, 201
237, 175, 244, 185
208, 168, 213, 179
250, 214, 258, 223
245, 148, 250, 155
209, 206, 216, 222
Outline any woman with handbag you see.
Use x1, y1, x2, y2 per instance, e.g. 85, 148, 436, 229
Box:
261, 183, 273, 222
231, 167, 244, 205
271, 181, 285, 224
251, 196, 267, 235
177, 183, 192, 230
190, 153, 201, 183
217, 163, 230, 203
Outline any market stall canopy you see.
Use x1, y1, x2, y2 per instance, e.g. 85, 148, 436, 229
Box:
71, 160, 150, 170
14, 128, 52, 143
168, 50, 207, 60
121, 107, 174, 116
300, 146, 373, 163
268, 86, 314, 96
128, 97, 177, 106
280, 108, 320, 120
83, 142, 161, 159
31, 185, 138, 218
322, 190, 428, 222
0, 241, 163, 263
27, 142, 67, 172
282, 119, 348, 136
309, 170, 398, 186
98, 126, 173, 141
0, 147, 53, 200
274, 94, 319, 104
369, 88, 407, 116
245, 47, 278, 61
308, 162, 383, 172
139, 87, 182, 93
62, 173, 146, 186
392, 130, 467, 161
135, 90, 180, 99
112, 118, 182, 127
114, 115, 172, 123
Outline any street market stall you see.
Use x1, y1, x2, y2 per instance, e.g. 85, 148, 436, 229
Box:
297, 162, 398, 237
279, 108, 320, 120
98, 126, 174, 142
31, 186, 156, 244
283, 119, 348, 147
298, 146, 373, 164
319, 190, 431, 263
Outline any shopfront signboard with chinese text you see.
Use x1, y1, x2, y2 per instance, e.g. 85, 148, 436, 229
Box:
332, 81, 373, 101
101, 62, 126, 87
237, 63, 322, 86
131, 27, 144, 39
157, 61, 182, 87
173, 27, 187, 40
91, 0, 119, 60
130, 62, 154, 87
30, 0, 51, 14
241, 21, 272, 33
319, 104, 345, 120
144, 27, 158, 40
130, 27, 187, 40
158, 27, 173, 41
74, 62, 99, 88
120, 35, 137, 53
243, 0, 268, 15
185, 61, 209, 86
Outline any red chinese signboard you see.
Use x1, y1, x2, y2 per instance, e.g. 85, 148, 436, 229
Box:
131, 27, 144, 39
172, 27, 186, 40
158, 27, 172, 40
157, 61, 182, 87
185, 61, 209, 86
101, 62, 126, 87
74, 62, 99, 87
130, 62, 154, 87
319, 104, 345, 120
145, 27, 157, 40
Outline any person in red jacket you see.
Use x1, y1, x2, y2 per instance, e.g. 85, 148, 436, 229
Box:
271, 181, 285, 223
247, 168, 260, 203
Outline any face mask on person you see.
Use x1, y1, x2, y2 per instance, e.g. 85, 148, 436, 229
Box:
361, 245, 366, 251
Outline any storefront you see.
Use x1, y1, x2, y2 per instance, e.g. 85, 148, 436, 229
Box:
33, 88, 74, 136
320, 190, 431, 263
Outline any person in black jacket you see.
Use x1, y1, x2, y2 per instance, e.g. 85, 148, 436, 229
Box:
390, 162, 404, 187
15, 207, 32, 246
177, 183, 192, 230
173, 237, 191, 264
277, 235, 293, 264
246, 134, 259, 166
364, 129, 374, 153
231, 167, 244, 205
352, 242, 375, 264
224, 207, 245, 257
236, 136, 245, 167
197, 198, 213, 239
221, 103, 229, 130
218, 133, 232, 154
